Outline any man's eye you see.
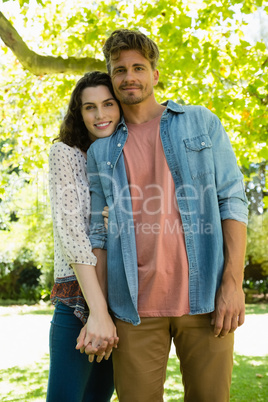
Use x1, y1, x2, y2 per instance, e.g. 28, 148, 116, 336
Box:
114, 69, 124, 74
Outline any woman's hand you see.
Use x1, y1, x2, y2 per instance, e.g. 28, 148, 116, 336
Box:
102, 206, 109, 230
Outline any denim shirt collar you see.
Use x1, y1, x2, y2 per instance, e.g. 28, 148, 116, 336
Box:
115, 99, 185, 131
161, 100, 185, 114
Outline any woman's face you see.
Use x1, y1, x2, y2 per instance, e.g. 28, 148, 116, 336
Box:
81, 85, 120, 142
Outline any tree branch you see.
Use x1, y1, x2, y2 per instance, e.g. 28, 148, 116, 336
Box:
0, 11, 106, 75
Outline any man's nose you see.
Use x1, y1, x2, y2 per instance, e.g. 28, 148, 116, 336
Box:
124, 69, 135, 83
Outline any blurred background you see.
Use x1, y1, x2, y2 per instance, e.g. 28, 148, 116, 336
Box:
0, 0, 267, 305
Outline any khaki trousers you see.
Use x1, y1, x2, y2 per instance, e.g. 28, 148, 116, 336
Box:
113, 314, 234, 402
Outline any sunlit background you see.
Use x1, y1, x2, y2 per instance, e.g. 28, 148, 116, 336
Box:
0, 0, 267, 307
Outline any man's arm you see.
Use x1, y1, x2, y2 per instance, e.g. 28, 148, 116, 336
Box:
211, 219, 247, 337
94, 248, 108, 300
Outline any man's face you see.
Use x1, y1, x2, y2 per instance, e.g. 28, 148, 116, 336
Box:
110, 50, 159, 106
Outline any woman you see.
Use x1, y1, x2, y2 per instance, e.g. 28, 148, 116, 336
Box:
47, 71, 120, 402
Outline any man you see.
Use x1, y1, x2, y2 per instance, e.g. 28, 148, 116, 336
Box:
80, 29, 248, 401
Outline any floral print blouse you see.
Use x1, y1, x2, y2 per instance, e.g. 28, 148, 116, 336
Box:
49, 142, 97, 323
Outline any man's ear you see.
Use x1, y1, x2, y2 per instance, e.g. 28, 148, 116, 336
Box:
153, 69, 160, 86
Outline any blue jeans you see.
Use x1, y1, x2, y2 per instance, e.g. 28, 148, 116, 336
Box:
46, 302, 114, 402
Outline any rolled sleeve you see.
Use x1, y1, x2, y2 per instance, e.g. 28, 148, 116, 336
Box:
207, 111, 248, 224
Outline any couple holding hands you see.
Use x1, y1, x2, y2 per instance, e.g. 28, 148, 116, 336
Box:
47, 29, 248, 402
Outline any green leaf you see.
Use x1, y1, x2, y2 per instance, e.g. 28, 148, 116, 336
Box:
178, 14, 192, 29
258, 147, 268, 161
263, 196, 268, 209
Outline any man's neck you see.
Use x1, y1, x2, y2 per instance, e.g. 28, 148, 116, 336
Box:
122, 98, 166, 124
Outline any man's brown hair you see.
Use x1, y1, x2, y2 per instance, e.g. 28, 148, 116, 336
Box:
103, 29, 159, 74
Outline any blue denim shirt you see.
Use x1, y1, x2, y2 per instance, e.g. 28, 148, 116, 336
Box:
87, 100, 248, 325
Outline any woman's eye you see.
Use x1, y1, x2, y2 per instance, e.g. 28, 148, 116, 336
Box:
105, 102, 113, 107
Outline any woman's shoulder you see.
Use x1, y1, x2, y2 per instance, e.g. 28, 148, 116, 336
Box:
49, 142, 83, 159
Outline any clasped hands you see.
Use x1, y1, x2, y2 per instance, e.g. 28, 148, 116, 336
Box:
76, 316, 119, 363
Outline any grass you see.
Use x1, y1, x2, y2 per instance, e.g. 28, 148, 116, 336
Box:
0, 303, 267, 401
0, 353, 267, 401
165, 354, 268, 402
1, 301, 267, 316
0, 355, 49, 402
245, 303, 268, 315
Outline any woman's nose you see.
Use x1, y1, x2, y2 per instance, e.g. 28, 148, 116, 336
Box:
95, 107, 104, 119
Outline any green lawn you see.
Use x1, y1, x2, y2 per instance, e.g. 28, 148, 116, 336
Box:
0, 303, 267, 401
0, 353, 267, 401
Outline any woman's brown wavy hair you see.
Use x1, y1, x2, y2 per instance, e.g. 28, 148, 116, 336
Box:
55, 71, 120, 152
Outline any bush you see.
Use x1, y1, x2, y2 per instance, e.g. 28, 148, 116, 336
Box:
0, 248, 42, 301
243, 277, 268, 303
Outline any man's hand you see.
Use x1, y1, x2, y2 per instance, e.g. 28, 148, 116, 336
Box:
211, 277, 245, 337
102, 206, 109, 230
211, 219, 247, 338
76, 313, 119, 363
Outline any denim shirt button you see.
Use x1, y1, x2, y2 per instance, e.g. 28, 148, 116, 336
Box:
201, 141, 205, 146
110, 164, 113, 168
117, 143, 121, 147
107, 161, 111, 165
123, 127, 126, 131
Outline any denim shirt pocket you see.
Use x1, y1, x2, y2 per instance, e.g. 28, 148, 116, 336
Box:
96, 161, 114, 198
183, 135, 214, 179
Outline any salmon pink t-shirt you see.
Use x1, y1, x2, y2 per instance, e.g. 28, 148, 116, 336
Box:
123, 114, 190, 317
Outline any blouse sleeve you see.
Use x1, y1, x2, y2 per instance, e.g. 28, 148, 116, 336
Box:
49, 143, 97, 267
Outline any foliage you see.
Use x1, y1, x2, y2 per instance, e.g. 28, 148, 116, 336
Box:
246, 210, 268, 275
243, 209, 268, 301
0, 0, 267, 168
0, 166, 54, 297
0, 247, 42, 301
243, 162, 268, 214
0, 353, 267, 401
0, 0, 267, 288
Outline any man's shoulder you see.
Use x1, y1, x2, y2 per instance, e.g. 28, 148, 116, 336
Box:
166, 100, 213, 117
90, 136, 112, 150
88, 132, 120, 162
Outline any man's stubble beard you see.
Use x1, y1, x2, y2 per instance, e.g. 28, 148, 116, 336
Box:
116, 86, 153, 106
120, 94, 144, 105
